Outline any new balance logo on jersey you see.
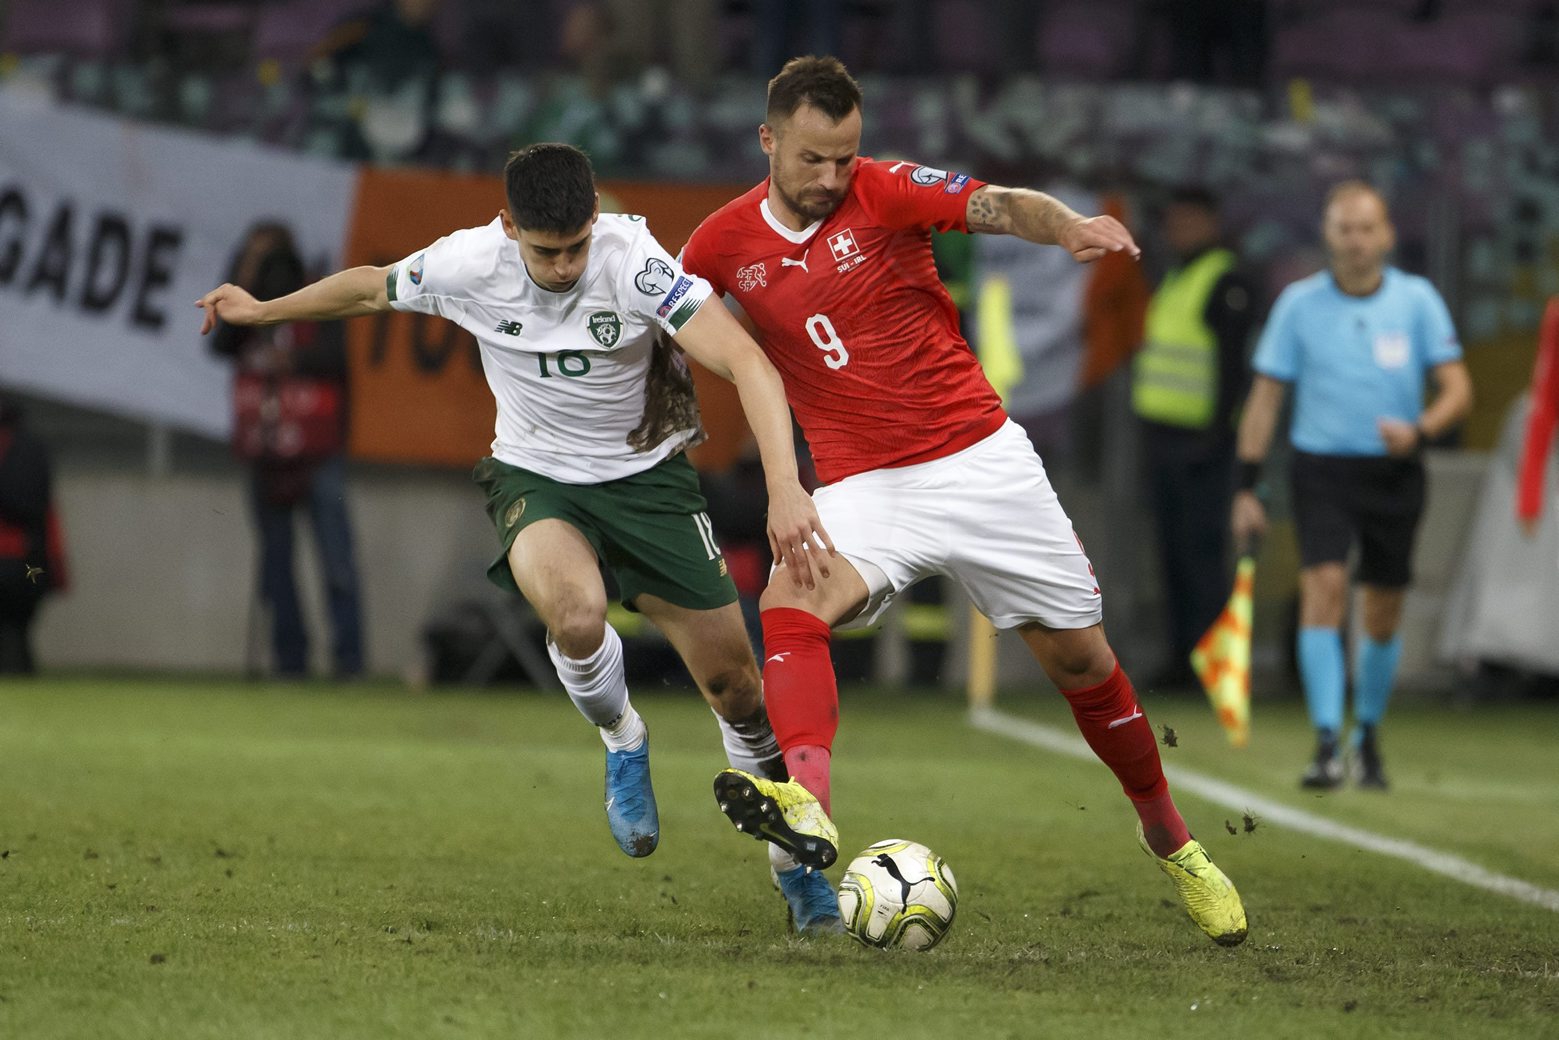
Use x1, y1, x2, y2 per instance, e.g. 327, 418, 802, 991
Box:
828, 230, 859, 261
781, 249, 810, 273
495, 319, 524, 336
737, 262, 768, 292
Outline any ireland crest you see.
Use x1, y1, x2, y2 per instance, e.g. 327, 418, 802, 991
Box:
587, 311, 622, 349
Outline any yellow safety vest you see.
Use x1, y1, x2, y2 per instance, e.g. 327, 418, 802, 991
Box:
1133, 248, 1235, 429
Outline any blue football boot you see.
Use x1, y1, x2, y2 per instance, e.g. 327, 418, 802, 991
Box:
775, 864, 844, 936
604, 737, 659, 857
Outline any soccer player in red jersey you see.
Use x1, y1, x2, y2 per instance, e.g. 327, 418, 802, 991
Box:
685, 56, 1247, 944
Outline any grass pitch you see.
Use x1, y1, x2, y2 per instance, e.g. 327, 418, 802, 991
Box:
1, 678, 1556, 1039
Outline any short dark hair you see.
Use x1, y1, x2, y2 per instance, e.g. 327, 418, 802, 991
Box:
765, 55, 862, 125
504, 143, 597, 233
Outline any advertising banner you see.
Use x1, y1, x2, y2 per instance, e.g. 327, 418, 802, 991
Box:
0, 94, 357, 438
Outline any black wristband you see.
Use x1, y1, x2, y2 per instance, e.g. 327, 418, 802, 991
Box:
1237, 461, 1262, 492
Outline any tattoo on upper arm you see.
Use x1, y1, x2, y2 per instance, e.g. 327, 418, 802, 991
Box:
966, 188, 1004, 234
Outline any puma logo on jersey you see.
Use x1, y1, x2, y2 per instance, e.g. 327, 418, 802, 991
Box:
495, 319, 524, 336
781, 249, 810, 273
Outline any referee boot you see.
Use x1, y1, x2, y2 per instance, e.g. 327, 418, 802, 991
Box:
1349, 724, 1390, 790
1300, 732, 1345, 790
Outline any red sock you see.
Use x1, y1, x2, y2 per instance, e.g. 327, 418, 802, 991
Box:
784, 745, 832, 816
1061, 663, 1191, 857
761, 607, 838, 813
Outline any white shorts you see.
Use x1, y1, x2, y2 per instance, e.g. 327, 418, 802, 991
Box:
815, 420, 1104, 631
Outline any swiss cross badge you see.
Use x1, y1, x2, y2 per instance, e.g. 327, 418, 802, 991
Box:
828, 229, 859, 261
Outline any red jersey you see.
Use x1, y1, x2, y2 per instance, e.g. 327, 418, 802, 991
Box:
682, 158, 1006, 485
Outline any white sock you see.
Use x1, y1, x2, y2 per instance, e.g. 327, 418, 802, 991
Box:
548, 626, 645, 752
714, 701, 786, 781
769, 842, 801, 875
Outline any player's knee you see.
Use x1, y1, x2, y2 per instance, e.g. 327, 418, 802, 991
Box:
547, 599, 609, 659
758, 577, 810, 612
1055, 646, 1114, 689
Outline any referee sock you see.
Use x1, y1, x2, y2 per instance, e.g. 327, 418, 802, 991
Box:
759, 607, 838, 813
548, 626, 645, 752
1060, 664, 1191, 859
1298, 627, 1346, 736
1354, 635, 1402, 728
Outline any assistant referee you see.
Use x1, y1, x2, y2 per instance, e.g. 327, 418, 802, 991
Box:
1232, 181, 1473, 790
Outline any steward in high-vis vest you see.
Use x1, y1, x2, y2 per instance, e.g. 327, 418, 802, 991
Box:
1135, 246, 1236, 429
1133, 188, 1255, 689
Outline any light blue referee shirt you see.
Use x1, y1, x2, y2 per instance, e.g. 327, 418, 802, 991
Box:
1252, 267, 1462, 456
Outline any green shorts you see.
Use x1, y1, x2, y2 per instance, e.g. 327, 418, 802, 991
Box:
472, 453, 737, 612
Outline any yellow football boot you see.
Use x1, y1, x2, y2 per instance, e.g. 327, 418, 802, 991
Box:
713, 768, 839, 870
1139, 825, 1248, 947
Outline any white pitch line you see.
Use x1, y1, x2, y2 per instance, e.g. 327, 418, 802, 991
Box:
968, 706, 1559, 913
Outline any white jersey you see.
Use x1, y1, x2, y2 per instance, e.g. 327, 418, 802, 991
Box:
387, 213, 714, 484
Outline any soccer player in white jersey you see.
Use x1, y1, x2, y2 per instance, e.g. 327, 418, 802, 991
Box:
197, 144, 841, 880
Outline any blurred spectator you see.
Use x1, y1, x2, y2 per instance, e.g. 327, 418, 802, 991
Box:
311, 0, 445, 159
752, 0, 841, 77
313, 0, 443, 89
0, 396, 68, 675
562, 0, 718, 94
1133, 186, 1254, 688
1232, 182, 1473, 790
972, 180, 1099, 468
211, 223, 364, 680
1134, 0, 1267, 85
996, 0, 1042, 75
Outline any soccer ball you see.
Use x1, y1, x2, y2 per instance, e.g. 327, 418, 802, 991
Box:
837, 839, 958, 951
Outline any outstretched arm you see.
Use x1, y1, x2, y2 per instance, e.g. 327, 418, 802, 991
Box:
197, 265, 393, 334
965, 185, 1141, 262
672, 300, 835, 588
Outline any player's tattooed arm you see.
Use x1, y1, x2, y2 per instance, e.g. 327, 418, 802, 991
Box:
966, 185, 1141, 263
965, 185, 1074, 239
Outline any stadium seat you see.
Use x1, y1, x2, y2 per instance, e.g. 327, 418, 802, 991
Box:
1389, 11, 1521, 84
1269, 9, 1403, 82
930, 0, 993, 74
251, 0, 371, 70
1039, 1, 1135, 81
1, 0, 134, 58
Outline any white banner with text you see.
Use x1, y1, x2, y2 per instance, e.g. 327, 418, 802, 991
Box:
0, 93, 356, 438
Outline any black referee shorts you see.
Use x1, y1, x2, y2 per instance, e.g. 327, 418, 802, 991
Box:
1290, 451, 1427, 588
